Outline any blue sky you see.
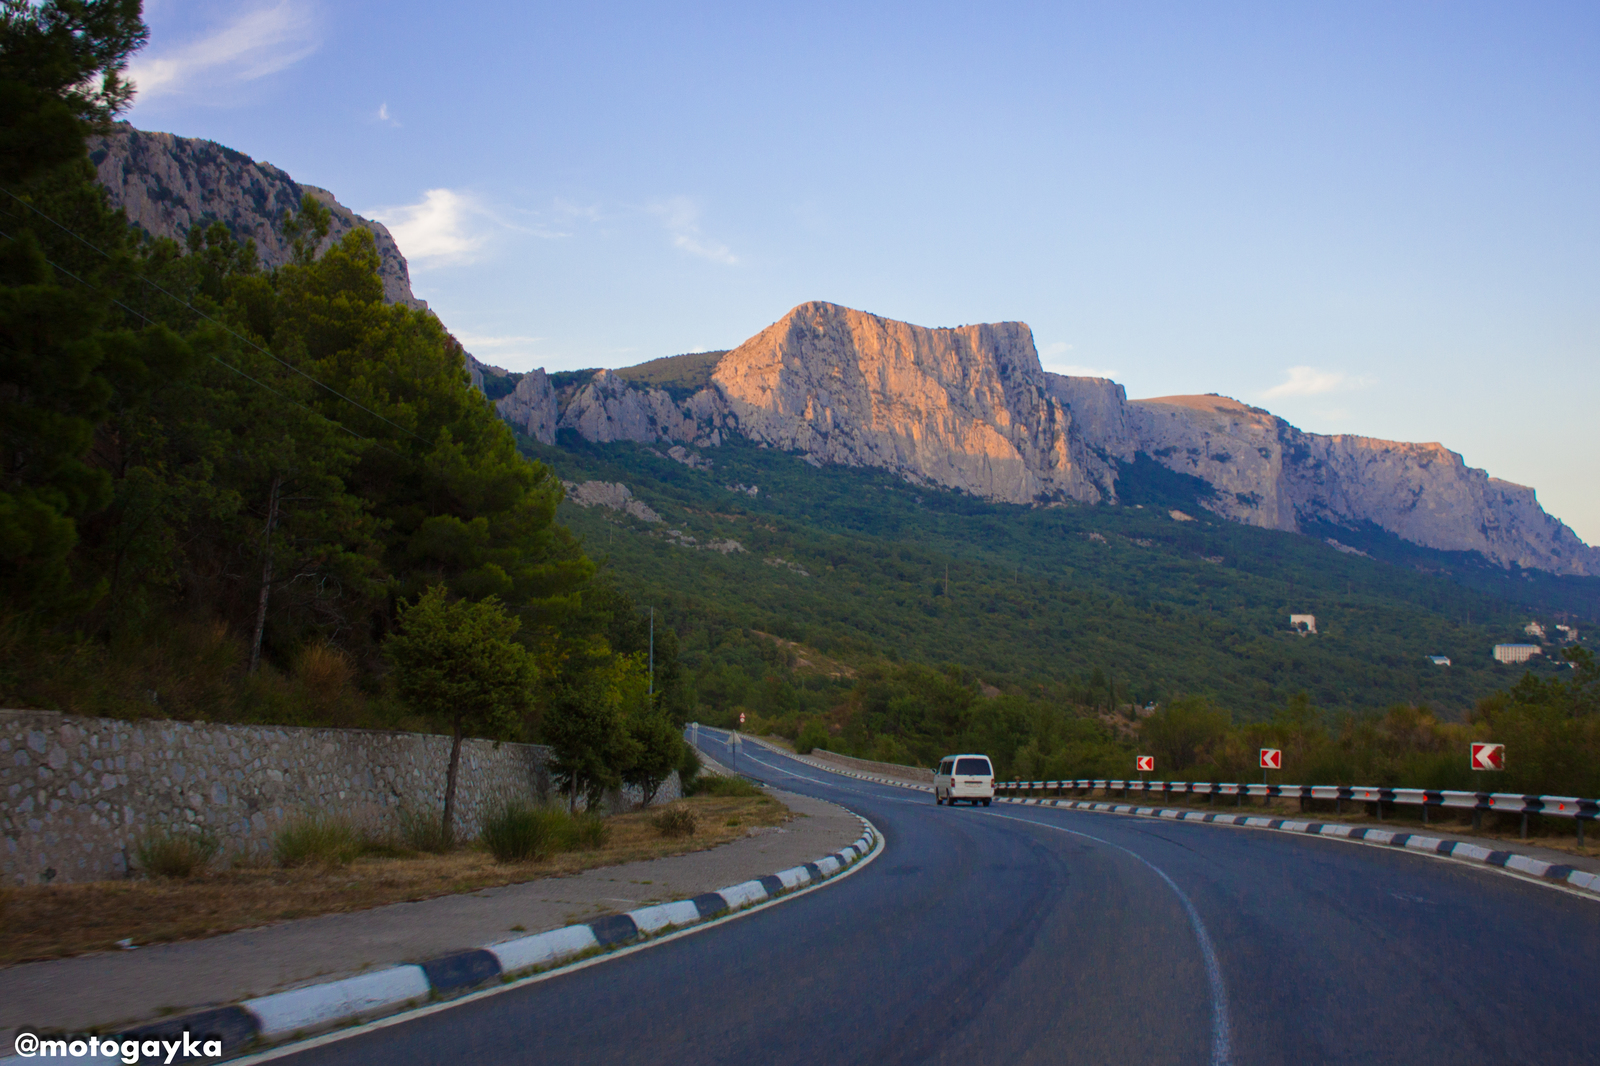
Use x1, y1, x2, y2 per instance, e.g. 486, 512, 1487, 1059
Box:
125, 1, 1599, 541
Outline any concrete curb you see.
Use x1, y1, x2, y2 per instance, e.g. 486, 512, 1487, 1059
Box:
775, 745, 1600, 901
991, 796, 1600, 897
4, 817, 881, 1063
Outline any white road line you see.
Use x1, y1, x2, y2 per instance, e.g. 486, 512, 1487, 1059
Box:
988, 811, 1234, 1066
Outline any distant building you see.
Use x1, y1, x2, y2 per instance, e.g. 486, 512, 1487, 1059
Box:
1493, 644, 1542, 664
1427, 655, 1451, 666
1290, 614, 1317, 635
1524, 621, 1547, 639
1556, 624, 1578, 643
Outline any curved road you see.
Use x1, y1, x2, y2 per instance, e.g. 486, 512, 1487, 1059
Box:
270, 729, 1600, 1066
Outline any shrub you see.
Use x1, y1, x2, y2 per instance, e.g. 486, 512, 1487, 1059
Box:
397, 807, 453, 854
677, 743, 703, 794
796, 719, 829, 754
273, 815, 363, 867
133, 827, 219, 878
651, 806, 698, 838
689, 774, 763, 798
572, 812, 610, 850
480, 802, 573, 863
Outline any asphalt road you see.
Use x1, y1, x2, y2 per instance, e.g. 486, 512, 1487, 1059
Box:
270, 729, 1600, 1066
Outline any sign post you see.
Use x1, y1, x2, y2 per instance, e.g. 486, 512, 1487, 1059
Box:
1259, 748, 1282, 807
1469, 742, 1504, 830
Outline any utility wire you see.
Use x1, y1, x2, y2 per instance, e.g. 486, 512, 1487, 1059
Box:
0, 185, 436, 447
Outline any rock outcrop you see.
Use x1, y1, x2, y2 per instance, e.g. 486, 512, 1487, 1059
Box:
710, 302, 1100, 504
496, 369, 559, 445
1082, 393, 1600, 576
89, 124, 423, 309
560, 481, 662, 523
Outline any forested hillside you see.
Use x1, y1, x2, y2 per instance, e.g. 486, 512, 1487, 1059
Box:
0, 3, 693, 816
521, 425, 1595, 784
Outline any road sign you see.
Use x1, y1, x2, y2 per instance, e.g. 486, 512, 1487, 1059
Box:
1471, 742, 1505, 770
1260, 748, 1282, 770
738, 712, 746, 725
1135, 755, 1154, 772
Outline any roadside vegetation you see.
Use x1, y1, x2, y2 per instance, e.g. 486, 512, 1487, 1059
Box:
1, 793, 784, 965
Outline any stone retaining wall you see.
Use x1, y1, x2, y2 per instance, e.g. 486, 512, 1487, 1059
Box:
1, 710, 678, 886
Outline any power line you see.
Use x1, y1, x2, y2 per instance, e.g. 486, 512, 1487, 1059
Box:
0, 185, 435, 447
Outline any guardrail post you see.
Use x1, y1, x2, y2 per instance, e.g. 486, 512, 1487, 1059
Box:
1422, 798, 1429, 826
1579, 818, 1586, 847
1521, 812, 1528, 840
1472, 808, 1482, 832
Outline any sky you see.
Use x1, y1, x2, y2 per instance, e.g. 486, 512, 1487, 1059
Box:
124, 1, 1599, 541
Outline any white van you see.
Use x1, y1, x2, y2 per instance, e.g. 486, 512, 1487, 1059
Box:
935, 754, 995, 806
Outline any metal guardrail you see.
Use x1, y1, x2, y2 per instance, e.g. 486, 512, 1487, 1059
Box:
994, 779, 1599, 841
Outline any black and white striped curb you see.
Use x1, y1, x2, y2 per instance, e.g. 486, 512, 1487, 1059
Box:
5, 817, 880, 1062
762, 744, 1600, 902
994, 795, 1600, 897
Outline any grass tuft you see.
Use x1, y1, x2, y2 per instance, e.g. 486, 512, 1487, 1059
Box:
133, 828, 219, 879
273, 815, 363, 867
397, 807, 453, 854
480, 803, 573, 863
650, 806, 698, 838
689, 775, 764, 798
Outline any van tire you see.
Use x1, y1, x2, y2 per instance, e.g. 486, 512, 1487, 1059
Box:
982, 799, 991, 807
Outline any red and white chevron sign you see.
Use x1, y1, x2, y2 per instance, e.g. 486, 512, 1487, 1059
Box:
1135, 755, 1154, 772
1260, 748, 1282, 770
1471, 742, 1505, 770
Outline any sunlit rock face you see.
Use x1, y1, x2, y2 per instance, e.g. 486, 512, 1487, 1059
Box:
710, 302, 1100, 504
89, 124, 422, 309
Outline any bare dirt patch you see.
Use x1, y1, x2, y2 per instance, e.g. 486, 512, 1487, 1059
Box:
0, 795, 787, 965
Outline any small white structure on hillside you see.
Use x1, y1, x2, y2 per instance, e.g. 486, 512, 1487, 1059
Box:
1493, 644, 1542, 664
1290, 614, 1317, 635
1525, 621, 1547, 639
1557, 624, 1578, 642
1427, 655, 1451, 666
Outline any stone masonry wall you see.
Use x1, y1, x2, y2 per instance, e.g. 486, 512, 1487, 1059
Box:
1, 711, 679, 886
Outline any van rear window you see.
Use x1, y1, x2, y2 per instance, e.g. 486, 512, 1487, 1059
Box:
955, 758, 991, 776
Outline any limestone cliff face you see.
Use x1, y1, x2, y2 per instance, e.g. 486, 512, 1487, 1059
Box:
558, 370, 707, 445
710, 302, 1097, 504
495, 369, 559, 444
89, 124, 423, 309
1093, 394, 1600, 576
512, 302, 1594, 574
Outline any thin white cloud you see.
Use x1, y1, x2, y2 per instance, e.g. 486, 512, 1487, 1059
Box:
368, 189, 486, 267
1262, 366, 1375, 400
651, 197, 738, 265
129, 1, 318, 103
1041, 342, 1074, 357
375, 102, 400, 127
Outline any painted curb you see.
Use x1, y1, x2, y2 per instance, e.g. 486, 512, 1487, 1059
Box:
991, 796, 1600, 897
4, 817, 881, 1062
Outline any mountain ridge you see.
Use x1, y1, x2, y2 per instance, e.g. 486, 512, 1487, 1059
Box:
84, 127, 1596, 577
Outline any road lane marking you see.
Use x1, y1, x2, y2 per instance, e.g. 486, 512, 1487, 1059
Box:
988, 811, 1234, 1066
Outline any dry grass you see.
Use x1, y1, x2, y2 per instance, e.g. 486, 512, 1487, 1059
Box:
0, 795, 787, 965
1047, 789, 1600, 859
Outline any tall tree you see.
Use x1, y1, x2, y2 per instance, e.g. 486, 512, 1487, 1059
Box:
385, 586, 535, 840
